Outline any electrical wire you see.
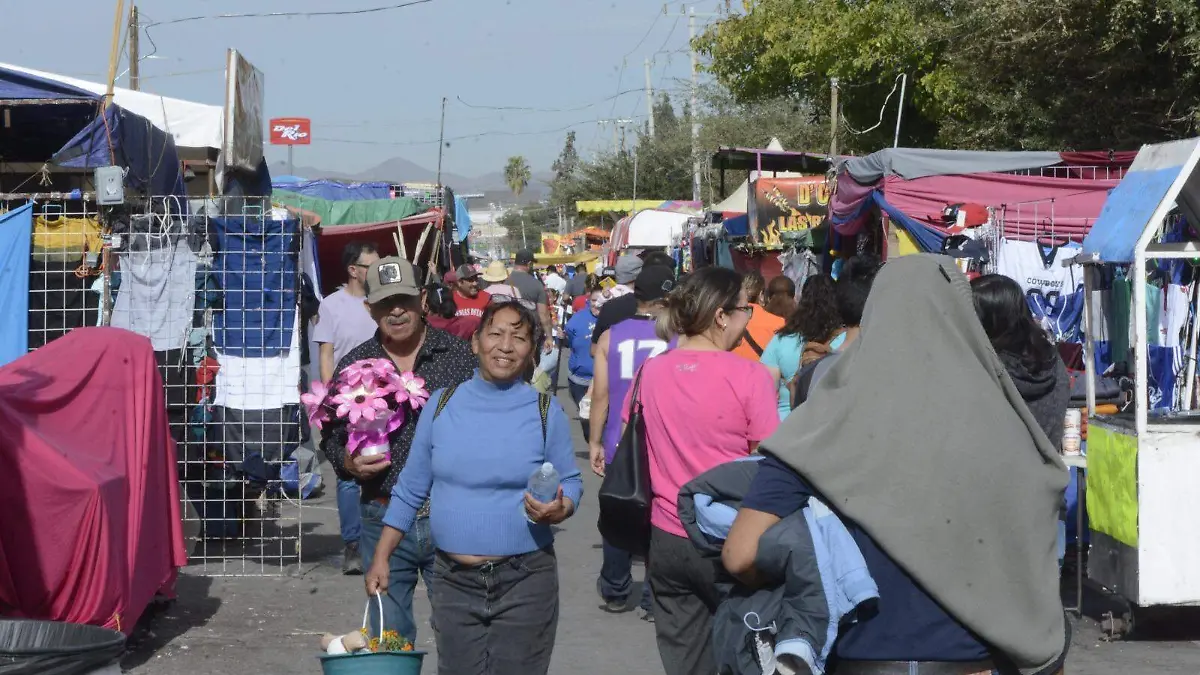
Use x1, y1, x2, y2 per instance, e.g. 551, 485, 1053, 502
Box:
143, 0, 435, 27
841, 74, 904, 136
317, 114, 649, 147
455, 85, 689, 114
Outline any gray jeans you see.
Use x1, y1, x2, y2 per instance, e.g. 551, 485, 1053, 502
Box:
430, 548, 559, 675
648, 526, 721, 675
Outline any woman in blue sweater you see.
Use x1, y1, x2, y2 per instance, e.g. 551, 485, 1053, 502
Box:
366, 299, 583, 675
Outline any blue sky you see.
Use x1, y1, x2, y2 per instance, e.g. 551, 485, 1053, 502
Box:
6, 0, 716, 177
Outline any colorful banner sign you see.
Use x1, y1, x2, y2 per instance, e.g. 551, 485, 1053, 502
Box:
750, 176, 831, 248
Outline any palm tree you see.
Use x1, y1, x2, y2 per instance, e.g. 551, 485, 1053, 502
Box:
504, 156, 531, 201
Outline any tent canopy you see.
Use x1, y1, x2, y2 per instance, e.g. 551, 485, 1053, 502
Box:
0, 62, 223, 150
273, 190, 424, 227
1082, 138, 1200, 263
269, 179, 392, 201
314, 211, 445, 295
841, 148, 1064, 183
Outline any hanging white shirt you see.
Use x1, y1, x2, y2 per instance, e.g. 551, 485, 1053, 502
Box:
994, 238, 1081, 296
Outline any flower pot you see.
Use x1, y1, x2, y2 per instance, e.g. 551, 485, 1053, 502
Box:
318, 650, 425, 675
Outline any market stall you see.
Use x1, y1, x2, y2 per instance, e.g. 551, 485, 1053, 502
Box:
1073, 137, 1200, 630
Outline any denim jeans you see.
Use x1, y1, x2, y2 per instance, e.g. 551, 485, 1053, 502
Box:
359, 502, 436, 641
567, 380, 591, 443
599, 538, 653, 610
337, 479, 362, 545
431, 548, 559, 675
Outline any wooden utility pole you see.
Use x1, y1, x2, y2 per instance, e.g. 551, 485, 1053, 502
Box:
104, 0, 127, 107
128, 5, 140, 91
436, 96, 447, 187
645, 58, 655, 138
829, 77, 840, 157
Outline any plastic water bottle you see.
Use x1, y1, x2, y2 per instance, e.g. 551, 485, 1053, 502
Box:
524, 462, 560, 523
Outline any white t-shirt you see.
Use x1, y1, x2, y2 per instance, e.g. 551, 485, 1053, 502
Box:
544, 272, 567, 294
995, 239, 1081, 296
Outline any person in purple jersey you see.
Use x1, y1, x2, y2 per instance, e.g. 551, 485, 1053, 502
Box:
588, 264, 676, 621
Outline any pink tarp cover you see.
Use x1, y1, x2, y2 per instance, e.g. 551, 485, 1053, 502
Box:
882, 173, 1119, 242
0, 328, 186, 634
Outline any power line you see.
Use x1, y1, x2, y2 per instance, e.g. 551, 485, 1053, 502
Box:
454, 85, 689, 114
317, 114, 650, 147
143, 0, 435, 27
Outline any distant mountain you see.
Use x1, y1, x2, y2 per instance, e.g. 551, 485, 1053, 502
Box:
270, 158, 552, 204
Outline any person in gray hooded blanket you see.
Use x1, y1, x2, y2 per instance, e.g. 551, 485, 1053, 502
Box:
723, 255, 1069, 675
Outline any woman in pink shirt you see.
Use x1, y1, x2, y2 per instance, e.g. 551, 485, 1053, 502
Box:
623, 266, 780, 675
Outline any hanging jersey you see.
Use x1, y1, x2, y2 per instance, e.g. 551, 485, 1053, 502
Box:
1162, 284, 1190, 348
995, 238, 1081, 296
603, 316, 674, 463
1026, 285, 1085, 343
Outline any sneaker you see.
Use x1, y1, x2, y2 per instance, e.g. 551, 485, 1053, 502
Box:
601, 598, 627, 613
639, 607, 655, 623
342, 543, 363, 575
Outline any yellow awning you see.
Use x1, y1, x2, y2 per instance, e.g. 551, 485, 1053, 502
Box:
576, 199, 664, 214
532, 251, 601, 272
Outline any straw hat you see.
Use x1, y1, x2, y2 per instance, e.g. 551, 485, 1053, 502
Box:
481, 260, 509, 283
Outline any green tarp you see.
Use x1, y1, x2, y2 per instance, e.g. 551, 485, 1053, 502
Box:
272, 190, 425, 227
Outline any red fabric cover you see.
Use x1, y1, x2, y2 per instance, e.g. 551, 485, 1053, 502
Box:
882, 173, 1119, 243
1057, 151, 1137, 169
730, 249, 783, 281
315, 210, 443, 296
0, 328, 186, 634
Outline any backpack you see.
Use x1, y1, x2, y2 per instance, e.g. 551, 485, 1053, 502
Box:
789, 355, 831, 410
433, 382, 551, 441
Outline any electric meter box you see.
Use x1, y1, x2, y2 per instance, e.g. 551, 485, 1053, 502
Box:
94, 166, 125, 205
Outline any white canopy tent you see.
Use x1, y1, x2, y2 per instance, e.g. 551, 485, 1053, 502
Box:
710, 137, 810, 214
0, 62, 224, 151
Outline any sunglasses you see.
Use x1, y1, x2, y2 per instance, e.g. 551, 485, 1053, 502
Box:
490, 294, 538, 311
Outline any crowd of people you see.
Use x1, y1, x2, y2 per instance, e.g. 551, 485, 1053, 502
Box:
313, 241, 1071, 675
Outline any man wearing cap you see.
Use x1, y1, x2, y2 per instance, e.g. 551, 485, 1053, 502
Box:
590, 251, 676, 355
313, 241, 381, 575
447, 264, 490, 323
508, 250, 555, 354
320, 256, 476, 643
588, 263, 677, 621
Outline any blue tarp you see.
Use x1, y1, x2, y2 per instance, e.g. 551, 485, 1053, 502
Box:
0, 66, 93, 101
723, 213, 749, 238
0, 204, 33, 367
872, 191, 944, 252
52, 105, 185, 197
1082, 139, 1200, 263
453, 195, 471, 242
269, 179, 391, 201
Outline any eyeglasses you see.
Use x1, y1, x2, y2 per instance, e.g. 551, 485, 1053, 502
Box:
730, 305, 755, 317
490, 294, 538, 311
351, 263, 371, 270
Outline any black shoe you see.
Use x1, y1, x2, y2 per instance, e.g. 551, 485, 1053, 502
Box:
600, 598, 627, 613
342, 543, 363, 575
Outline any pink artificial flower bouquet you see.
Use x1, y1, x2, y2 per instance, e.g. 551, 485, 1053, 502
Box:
301, 358, 430, 460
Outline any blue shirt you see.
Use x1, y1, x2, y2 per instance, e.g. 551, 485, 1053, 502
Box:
564, 305, 598, 382
760, 333, 804, 419
743, 456, 991, 662
383, 373, 584, 556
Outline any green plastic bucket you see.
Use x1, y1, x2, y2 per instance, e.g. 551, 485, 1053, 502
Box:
318, 650, 425, 675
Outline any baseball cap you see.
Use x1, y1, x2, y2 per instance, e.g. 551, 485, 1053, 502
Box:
615, 255, 643, 284
442, 268, 458, 285
514, 249, 535, 266
456, 264, 479, 280
365, 256, 422, 304
634, 265, 676, 302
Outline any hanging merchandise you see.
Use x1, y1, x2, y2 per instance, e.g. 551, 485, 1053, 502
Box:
110, 234, 198, 352
995, 238, 1082, 296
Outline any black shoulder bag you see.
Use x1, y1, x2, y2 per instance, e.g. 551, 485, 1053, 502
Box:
742, 329, 764, 357
597, 364, 652, 556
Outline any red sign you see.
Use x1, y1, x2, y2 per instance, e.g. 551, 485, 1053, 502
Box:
269, 117, 311, 145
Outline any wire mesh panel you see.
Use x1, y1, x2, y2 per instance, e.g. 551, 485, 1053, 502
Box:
104, 196, 305, 576
21, 198, 106, 349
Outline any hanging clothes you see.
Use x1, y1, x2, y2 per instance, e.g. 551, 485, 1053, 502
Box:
110, 237, 198, 352
994, 238, 1081, 297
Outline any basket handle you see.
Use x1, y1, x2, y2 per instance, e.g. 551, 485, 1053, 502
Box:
360, 591, 385, 638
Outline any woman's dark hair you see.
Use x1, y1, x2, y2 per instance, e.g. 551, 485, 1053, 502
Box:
836, 254, 883, 326
476, 300, 545, 355
584, 273, 600, 293
970, 274, 1056, 370
657, 266, 743, 340
642, 250, 676, 269
780, 274, 841, 343
424, 282, 457, 320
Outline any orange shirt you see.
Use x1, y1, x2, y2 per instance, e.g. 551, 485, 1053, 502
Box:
733, 303, 785, 361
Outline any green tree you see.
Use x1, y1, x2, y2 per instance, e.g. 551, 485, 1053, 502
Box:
697, 0, 1200, 151
504, 156, 532, 200
549, 132, 586, 213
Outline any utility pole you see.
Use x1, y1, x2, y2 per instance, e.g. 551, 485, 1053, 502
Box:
645, 58, 655, 138
436, 96, 447, 187
127, 5, 140, 91
893, 73, 907, 148
829, 77, 840, 157
688, 6, 700, 202
104, 0, 127, 108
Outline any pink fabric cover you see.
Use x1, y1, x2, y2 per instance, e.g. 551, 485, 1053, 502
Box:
882, 172, 1118, 242
0, 327, 186, 634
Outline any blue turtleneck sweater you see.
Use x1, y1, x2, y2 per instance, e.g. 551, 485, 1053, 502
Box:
384, 371, 584, 556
